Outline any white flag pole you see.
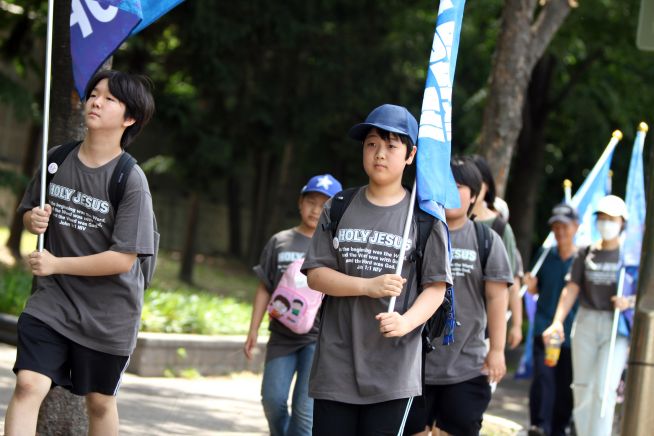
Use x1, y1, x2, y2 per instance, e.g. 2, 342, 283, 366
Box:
37, 0, 55, 252
388, 179, 417, 313
600, 267, 626, 418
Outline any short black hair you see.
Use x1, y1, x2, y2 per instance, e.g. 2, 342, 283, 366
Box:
362, 127, 415, 160
451, 156, 483, 200
84, 70, 155, 149
471, 154, 496, 209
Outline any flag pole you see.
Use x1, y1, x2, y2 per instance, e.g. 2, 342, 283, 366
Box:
37, 0, 55, 252
601, 268, 626, 417
388, 179, 417, 313
603, 123, 648, 419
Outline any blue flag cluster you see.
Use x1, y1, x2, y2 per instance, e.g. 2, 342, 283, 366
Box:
618, 124, 647, 336
416, 0, 466, 346
70, 0, 184, 98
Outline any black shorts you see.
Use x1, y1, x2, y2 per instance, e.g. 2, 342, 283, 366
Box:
14, 313, 130, 396
403, 375, 491, 436
313, 398, 412, 436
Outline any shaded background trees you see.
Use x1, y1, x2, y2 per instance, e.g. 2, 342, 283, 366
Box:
1, 0, 653, 279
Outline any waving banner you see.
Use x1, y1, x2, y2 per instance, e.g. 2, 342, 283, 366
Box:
70, 0, 184, 98
416, 0, 465, 223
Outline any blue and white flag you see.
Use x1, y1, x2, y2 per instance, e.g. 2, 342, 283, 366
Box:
618, 124, 647, 336
130, 0, 184, 35
416, 0, 465, 224
415, 0, 465, 346
571, 132, 621, 247
70, 1, 143, 98
70, 0, 184, 98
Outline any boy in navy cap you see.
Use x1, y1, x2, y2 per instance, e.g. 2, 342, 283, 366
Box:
302, 104, 452, 435
244, 173, 342, 436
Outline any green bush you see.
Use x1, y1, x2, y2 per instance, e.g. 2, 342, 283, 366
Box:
0, 267, 32, 315
141, 288, 256, 335
0, 266, 264, 336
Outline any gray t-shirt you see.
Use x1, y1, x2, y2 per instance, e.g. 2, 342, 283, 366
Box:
302, 187, 452, 404
567, 245, 620, 312
18, 144, 155, 356
253, 228, 317, 362
425, 220, 512, 385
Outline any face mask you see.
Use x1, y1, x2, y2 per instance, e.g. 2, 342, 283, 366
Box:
596, 219, 621, 240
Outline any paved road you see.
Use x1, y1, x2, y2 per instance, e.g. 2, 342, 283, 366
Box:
0, 343, 529, 435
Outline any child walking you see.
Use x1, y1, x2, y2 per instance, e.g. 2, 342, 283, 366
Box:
244, 174, 342, 436
543, 195, 632, 436
5, 70, 156, 434
404, 156, 512, 436
302, 104, 452, 435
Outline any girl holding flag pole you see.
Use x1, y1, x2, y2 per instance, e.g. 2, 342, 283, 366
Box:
543, 194, 632, 436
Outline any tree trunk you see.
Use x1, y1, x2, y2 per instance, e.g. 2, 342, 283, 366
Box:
265, 141, 295, 239
247, 150, 272, 266
37, 0, 88, 432
506, 55, 556, 265
6, 123, 40, 259
226, 174, 242, 258
479, 0, 572, 197
179, 190, 200, 283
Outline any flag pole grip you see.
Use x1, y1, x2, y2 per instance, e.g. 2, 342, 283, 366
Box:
388, 180, 417, 313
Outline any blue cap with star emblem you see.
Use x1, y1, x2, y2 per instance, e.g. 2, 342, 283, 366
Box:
300, 174, 342, 198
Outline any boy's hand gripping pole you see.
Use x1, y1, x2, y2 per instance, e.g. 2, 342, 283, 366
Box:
388, 180, 417, 312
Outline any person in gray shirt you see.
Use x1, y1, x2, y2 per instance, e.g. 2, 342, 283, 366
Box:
244, 174, 342, 436
5, 70, 155, 434
302, 104, 452, 436
404, 156, 512, 436
543, 195, 633, 436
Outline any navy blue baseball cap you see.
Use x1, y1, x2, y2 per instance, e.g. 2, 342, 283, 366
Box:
348, 104, 419, 145
300, 174, 342, 198
548, 203, 579, 225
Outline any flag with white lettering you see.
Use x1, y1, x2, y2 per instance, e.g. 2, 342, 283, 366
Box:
618, 124, 647, 336
415, 0, 465, 346
70, 0, 143, 98
416, 0, 464, 223
70, 0, 184, 98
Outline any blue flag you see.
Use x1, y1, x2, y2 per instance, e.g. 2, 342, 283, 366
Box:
130, 0, 184, 35
618, 124, 647, 336
416, 0, 465, 346
70, 0, 184, 98
571, 132, 621, 247
416, 0, 464, 224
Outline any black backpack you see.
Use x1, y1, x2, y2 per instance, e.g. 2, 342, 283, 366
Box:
324, 187, 497, 352
43, 141, 159, 289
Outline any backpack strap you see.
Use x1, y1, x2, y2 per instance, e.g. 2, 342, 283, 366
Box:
474, 220, 493, 272
108, 152, 137, 213
324, 187, 360, 237
490, 216, 507, 239
46, 141, 82, 189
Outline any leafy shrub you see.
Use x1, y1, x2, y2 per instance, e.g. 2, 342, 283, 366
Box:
0, 267, 32, 315
141, 288, 256, 335
0, 267, 261, 335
